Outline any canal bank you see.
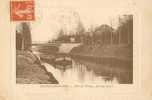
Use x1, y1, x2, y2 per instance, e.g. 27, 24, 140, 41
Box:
70, 44, 133, 61
16, 50, 58, 84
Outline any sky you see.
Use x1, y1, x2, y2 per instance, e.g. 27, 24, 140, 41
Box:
30, 0, 134, 42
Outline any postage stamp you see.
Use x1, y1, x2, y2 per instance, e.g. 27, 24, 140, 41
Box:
10, 1, 35, 21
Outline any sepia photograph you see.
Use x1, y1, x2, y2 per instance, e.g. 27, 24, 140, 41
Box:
1, 0, 152, 100
15, 1, 133, 84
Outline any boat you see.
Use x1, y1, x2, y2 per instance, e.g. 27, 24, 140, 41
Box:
40, 54, 55, 64
54, 57, 72, 66
55, 64, 72, 71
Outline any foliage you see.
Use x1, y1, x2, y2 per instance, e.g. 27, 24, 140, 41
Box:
53, 15, 133, 46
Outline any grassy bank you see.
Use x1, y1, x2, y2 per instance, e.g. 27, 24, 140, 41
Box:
16, 50, 58, 84
70, 44, 133, 61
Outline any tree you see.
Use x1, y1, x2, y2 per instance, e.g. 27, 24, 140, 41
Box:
21, 22, 32, 50
76, 19, 85, 34
16, 30, 22, 50
75, 16, 85, 43
116, 15, 133, 45
94, 24, 114, 45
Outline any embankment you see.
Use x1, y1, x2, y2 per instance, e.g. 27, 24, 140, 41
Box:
16, 50, 58, 84
70, 44, 133, 65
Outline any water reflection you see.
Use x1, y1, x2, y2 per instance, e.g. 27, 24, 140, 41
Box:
43, 59, 119, 84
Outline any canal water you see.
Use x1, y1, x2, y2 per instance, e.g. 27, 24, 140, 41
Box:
42, 60, 119, 85
32, 46, 132, 84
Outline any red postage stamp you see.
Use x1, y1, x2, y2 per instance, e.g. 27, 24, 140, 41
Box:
10, 1, 35, 21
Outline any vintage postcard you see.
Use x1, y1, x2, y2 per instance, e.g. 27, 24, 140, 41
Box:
14, 0, 133, 85
0, 0, 152, 100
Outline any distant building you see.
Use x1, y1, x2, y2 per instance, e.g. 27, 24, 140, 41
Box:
70, 37, 75, 43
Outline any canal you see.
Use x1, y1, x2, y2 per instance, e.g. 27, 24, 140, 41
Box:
32, 46, 132, 84
42, 59, 119, 85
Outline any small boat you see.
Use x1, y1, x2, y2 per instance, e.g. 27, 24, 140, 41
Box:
55, 65, 72, 71
40, 55, 55, 64
54, 57, 72, 66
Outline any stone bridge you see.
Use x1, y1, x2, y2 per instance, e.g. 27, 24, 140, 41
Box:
58, 43, 81, 53
32, 43, 81, 53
